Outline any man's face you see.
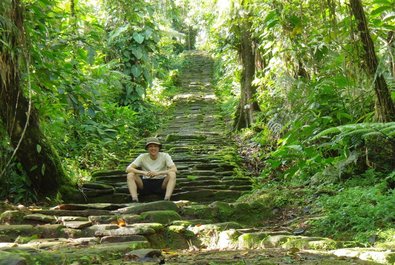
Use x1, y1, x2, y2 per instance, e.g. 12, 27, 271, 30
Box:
147, 144, 160, 156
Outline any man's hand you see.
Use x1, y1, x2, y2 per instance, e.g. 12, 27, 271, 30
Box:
146, 171, 159, 178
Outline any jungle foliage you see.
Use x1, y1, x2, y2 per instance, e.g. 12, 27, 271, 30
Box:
0, 0, 189, 201
199, 0, 395, 245
0, 0, 394, 246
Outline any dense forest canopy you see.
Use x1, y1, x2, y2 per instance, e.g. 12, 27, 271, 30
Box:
0, 0, 394, 245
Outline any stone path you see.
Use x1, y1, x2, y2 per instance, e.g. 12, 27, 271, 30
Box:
0, 51, 393, 264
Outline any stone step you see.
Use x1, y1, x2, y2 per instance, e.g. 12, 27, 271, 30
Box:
172, 189, 244, 202
177, 185, 251, 192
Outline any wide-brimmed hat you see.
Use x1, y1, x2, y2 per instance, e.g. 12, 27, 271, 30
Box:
145, 137, 162, 149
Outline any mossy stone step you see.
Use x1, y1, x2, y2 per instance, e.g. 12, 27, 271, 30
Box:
172, 189, 244, 202
93, 174, 126, 182
32, 209, 112, 217
165, 134, 207, 142
177, 185, 251, 192
113, 201, 178, 215
53, 203, 128, 211
0, 241, 151, 265
91, 170, 125, 178
84, 193, 131, 204
80, 188, 115, 197
0, 224, 67, 242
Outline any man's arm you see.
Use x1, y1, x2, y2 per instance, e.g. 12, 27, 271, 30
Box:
149, 165, 177, 177
126, 164, 148, 175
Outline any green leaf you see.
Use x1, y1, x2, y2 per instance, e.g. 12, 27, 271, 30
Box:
135, 85, 145, 97
132, 47, 143, 59
109, 24, 129, 43
370, 5, 392, 16
144, 28, 153, 38
372, 0, 391, 5
36, 144, 42, 154
286, 145, 303, 152
133, 32, 145, 44
131, 65, 142, 77
264, 10, 279, 28
41, 164, 46, 176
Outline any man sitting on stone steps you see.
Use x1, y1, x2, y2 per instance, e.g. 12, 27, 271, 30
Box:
126, 137, 177, 202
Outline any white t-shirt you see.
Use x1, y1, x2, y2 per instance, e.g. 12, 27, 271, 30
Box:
130, 152, 175, 179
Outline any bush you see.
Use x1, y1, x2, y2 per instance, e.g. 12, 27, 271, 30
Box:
311, 183, 395, 243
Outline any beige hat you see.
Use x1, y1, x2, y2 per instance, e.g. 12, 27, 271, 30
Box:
145, 137, 162, 149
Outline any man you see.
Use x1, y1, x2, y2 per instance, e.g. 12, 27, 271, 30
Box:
126, 137, 177, 202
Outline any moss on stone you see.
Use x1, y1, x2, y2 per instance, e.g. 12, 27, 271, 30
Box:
238, 232, 268, 249
181, 204, 216, 220
140, 210, 181, 224
0, 210, 26, 225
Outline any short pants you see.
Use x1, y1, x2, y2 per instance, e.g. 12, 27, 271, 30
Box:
138, 177, 165, 196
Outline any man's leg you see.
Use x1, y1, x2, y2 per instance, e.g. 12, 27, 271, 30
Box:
127, 172, 143, 201
162, 171, 176, 200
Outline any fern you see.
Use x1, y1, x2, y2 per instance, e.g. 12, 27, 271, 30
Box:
312, 122, 395, 143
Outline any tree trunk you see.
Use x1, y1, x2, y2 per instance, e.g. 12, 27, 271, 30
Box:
234, 20, 260, 130
0, 0, 69, 198
349, 0, 395, 122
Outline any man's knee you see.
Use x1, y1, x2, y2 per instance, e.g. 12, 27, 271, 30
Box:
127, 172, 135, 180
127, 172, 141, 182
168, 171, 176, 180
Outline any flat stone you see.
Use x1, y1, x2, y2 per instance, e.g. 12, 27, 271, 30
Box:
62, 220, 93, 229
23, 214, 57, 223
23, 238, 70, 249
0, 251, 26, 265
114, 201, 178, 215
32, 209, 111, 217
172, 189, 243, 202
85, 224, 119, 236
53, 203, 127, 211
91, 170, 125, 177
85, 193, 131, 204
188, 222, 243, 235
35, 224, 67, 238
140, 210, 181, 224
93, 175, 126, 183
0, 243, 17, 249
120, 214, 142, 224
95, 226, 155, 237
88, 215, 117, 224
81, 188, 114, 196
80, 183, 115, 190
100, 235, 146, 244
237, 232, 268, 249
331, 248, 395, 264
69, 237, 99, 245
0, 225, 35, 241
56, 216, 89, 222
0, 211, 27, 225
124, 249, 163, 263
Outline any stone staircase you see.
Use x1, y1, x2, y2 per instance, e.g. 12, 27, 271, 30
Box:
0, 51, 394, 264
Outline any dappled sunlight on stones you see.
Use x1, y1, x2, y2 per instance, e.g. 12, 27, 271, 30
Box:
331, 248, 395, 264
0, 51, 390, 265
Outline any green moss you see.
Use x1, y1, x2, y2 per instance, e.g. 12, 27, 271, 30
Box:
140, 210, 181, 224
0, 210, 26, 225
182, 204, 216, 220
15, 234, 40, 244
210, 201, 233, 221
238, 232, 268, 249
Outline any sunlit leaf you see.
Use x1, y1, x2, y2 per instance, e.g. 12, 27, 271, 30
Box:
41, 164, 46, 176
132, 47, 143, 59
133, 32, 145, 44
36, 144, 42, 154
131, 65, 142, 77
109, 24, 129, 43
